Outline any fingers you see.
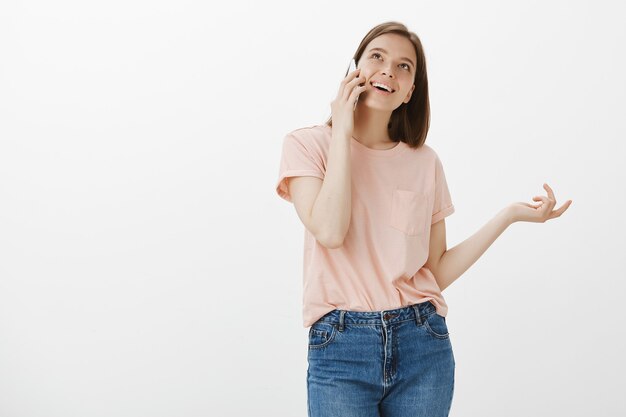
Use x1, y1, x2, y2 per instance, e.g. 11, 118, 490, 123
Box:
521, 184, 573, 222
339, 69, 362, 95
534, 183, 557, 209
535, 183, 573, 220
542, 183, 573, 208
543, 183, 555, 200
348, 82, 366, 107
520, 202, 542, 209
342, 68, 361, 85
342, 72, 365, 102
547, 199, 573, 219
532, 196, 552, 217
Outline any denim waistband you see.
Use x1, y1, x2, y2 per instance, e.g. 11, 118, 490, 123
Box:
315, 300, 438, 330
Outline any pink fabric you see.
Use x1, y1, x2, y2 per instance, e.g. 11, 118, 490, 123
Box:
276, 124, 455, 328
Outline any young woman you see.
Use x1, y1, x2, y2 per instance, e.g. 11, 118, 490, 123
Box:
275, 21, 572, 417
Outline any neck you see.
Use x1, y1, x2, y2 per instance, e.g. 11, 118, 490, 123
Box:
352, 104, 394, 147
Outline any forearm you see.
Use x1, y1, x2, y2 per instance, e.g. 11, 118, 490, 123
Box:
311, 133, 352, 247
435, 207, 514, 291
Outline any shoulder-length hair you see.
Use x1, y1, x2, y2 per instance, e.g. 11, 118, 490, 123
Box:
325, 21, 430, 149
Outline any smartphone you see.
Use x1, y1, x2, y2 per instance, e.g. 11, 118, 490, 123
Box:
347, 58, 361, 111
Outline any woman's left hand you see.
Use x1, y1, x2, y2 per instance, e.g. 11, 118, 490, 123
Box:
507, 183, 572, 224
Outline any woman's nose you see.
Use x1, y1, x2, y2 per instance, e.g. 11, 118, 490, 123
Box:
381, 66, 396, 78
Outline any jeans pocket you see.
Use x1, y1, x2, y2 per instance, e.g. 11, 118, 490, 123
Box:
308, 322, 337, 349
390, 189, 429, 236
423, 312, 450, 339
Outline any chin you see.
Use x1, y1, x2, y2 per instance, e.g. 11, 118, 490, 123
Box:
361, 101, 398, 112
360, 93, 401, 111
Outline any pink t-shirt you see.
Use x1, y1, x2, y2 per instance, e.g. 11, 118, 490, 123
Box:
276, 124, 455, 328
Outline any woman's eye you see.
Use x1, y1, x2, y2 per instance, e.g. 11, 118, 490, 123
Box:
371, 53, 410, 71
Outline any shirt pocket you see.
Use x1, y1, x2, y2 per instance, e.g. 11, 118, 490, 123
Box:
389, 189, 430, 236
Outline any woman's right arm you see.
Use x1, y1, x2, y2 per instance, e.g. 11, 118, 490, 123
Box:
288, 68, 366, 249
289, 133, 351, 249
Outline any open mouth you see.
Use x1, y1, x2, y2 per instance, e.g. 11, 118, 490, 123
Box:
370, 81, 395, 93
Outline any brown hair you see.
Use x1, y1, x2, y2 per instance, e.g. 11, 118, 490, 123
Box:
325, 21, 430, 149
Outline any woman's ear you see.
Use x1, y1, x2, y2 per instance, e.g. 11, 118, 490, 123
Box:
403, 84, 415, 104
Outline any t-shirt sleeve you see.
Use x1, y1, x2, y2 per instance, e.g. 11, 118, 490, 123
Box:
431, 153, 455, 224
275, 132, 325, 203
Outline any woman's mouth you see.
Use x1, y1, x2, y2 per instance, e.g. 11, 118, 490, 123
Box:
369, 81, 395, 95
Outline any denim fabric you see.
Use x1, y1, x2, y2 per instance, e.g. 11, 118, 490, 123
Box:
307, 301, 455, 417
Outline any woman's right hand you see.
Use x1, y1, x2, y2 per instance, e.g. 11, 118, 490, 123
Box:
330, 68, 366, 140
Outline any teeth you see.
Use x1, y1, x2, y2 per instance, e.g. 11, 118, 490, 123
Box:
372, 82, 393, 92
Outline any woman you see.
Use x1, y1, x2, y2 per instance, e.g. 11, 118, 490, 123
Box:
275, 21, 572, 417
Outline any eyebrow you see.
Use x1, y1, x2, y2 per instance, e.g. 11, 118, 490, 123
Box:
367, 47, 415, 69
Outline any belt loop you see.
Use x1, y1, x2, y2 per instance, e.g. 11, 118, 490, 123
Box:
338, 310, 346, 332
412, 304, 422, 326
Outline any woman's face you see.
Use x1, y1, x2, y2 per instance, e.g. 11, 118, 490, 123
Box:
357, 33, 417, 111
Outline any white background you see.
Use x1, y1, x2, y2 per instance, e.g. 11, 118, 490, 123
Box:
1, 1, 625, 416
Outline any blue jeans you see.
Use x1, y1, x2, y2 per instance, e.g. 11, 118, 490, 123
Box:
307, 301, 455, 417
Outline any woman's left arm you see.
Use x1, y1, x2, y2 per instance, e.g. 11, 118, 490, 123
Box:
429, 183, 573, 291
